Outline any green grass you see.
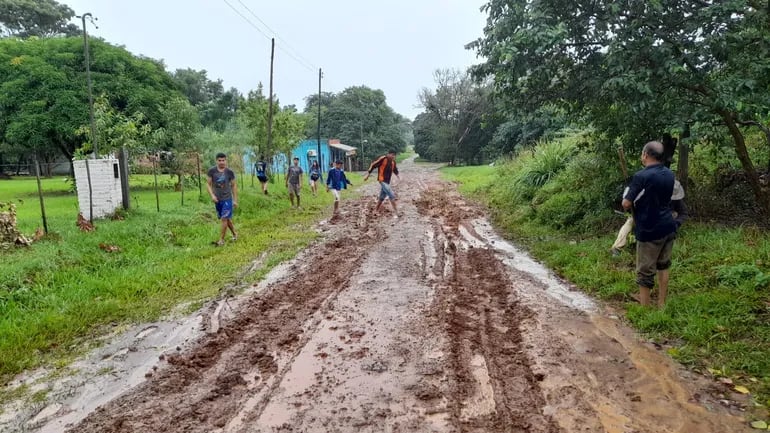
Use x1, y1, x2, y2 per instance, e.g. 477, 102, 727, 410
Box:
396, 148, 417, 163
439, 165, 496, 196
441, 164, 770, 407
0, 173, 360, 383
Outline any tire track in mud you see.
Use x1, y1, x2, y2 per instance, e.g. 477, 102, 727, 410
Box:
416, 185, 560, 433
70, 198, 385, 433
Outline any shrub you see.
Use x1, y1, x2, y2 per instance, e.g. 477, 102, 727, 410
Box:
531, 151, 621, 233
494, 138, 577, 210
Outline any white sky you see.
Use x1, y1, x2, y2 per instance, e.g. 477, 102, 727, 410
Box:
63, 0, 488, 120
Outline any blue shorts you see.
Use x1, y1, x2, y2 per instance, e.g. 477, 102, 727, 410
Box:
378, 182, 396, 201
215, 199, 233, 219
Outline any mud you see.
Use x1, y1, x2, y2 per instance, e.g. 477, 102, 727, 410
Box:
3, 158, 752, 433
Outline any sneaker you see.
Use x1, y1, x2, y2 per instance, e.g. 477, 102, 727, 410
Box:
393, 214, 399, 220
215, 239, 225, 247
231, 235, 238, 242
610, 248, 621, 257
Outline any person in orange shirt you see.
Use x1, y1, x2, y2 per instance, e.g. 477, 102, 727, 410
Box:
363, 150, 400, 218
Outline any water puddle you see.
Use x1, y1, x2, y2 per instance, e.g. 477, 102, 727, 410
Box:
460, 354, 496, 421
468, 219, 596, 312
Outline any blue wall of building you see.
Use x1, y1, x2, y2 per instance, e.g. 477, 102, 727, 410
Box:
242, 139, 334, 175
290, 139, 332, 174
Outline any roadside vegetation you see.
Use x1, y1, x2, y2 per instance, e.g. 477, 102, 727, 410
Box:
440, 131, 770, 409
0, 173, 361, 384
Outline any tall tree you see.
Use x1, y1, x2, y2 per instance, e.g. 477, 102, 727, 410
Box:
0, 0, 79, 38
240, 86, 306, 160
303, 86, 407, 160
0, 37, 181, 166
469, 0, 770, 213
171, 68, 240, 131
416, 69, 493, 164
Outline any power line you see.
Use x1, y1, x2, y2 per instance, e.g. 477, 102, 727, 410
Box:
235, 0, 317, 71
221, 0, 272, 41
221, 0, 315, 72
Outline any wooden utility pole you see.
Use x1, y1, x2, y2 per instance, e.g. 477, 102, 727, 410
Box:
267, 38, 275, 157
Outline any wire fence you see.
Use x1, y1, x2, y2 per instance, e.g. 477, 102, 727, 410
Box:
0, 147, 311, 240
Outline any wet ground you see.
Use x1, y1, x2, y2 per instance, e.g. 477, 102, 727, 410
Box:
2, 159, 752, 432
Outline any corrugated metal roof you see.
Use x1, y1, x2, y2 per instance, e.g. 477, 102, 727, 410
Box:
330, 143, 357, 154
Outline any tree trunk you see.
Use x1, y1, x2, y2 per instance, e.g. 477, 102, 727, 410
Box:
720, 110, 770, 215
677, 125, 690, 190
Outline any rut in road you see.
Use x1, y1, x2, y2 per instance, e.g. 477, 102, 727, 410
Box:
416, 185, 559, 433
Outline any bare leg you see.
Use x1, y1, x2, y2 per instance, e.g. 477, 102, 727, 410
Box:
639, 286, 652, 306
657, 270, 669, 307
227, 219, 236, 237
390, 199, 398, 214
289, 193, 295, 207
334, 200, 339, 214
375, 200, 383, 213
219, 220, 228, 242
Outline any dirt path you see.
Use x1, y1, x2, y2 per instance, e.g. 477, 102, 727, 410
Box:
5, 159, 751, 432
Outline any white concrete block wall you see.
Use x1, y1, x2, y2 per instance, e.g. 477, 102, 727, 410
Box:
73, 158, 123, 219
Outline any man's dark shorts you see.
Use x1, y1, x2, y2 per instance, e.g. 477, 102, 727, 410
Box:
636, 232, 676, 288
215, 199, 233, 219
257, 175, 268, 183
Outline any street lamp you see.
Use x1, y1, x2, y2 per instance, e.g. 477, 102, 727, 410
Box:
76, 12, 98, 221
76, 12, 98, 157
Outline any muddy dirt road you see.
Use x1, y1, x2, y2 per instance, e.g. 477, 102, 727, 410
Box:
6, 159, 750, 432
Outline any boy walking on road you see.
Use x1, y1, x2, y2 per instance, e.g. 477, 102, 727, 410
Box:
286, 157, 303, 209
207, 153, 238, 246
326, 160, 352, 216
363, 150, 400, 218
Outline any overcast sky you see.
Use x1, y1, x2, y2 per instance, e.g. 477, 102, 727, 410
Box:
63, 0, 488, 120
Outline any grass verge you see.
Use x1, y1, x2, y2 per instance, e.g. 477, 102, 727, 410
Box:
0, 173, 360, 386
440, 165, 770, 409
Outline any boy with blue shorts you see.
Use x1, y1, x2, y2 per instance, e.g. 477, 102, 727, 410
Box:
326, 160, 352, 216
207, 153, 238, 246
364, 150, 400, 218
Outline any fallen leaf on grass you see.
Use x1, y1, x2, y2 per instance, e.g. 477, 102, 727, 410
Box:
718, 377, 734, 385
750, 420, 768, 429
33, 227, 44, 241
98, 243, 121, 253
707, 368, 723, 376
77, 213, 94, 232
735, 385, 751, 394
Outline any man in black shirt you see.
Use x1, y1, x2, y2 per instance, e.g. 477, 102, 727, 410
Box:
622, 141, 676, 307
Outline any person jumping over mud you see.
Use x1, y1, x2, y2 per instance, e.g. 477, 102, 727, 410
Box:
206, 152, 238, 246
363, 150, 400, 218
326, 160, 352, 217
286, 157, 303, 209
255, 156, 269, 195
